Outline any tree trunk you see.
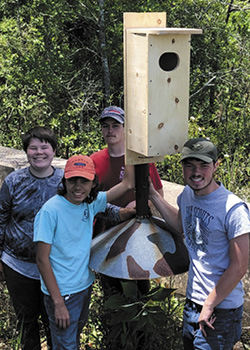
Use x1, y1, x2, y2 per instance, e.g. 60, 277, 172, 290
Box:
99, 0, 110, 105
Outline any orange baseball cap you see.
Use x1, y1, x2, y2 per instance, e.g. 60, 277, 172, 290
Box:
64, 155, 95, 180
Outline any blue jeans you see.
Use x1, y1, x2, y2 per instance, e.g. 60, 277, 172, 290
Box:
183, 299, 243, 350
44, 286, 92, 350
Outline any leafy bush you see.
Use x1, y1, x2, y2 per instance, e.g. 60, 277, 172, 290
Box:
79, 279, 184, 350
103, 281, 183, 350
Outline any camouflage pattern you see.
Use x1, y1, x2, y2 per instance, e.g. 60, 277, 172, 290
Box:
90, 216, 189, 279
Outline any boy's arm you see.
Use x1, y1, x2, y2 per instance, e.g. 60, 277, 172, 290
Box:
199, 232, 249, 337
157, 187, 164, 198
106, 165, 135, 203
96, 204, 136, 224
148, 179, 183, 234
36, 241, 70, 329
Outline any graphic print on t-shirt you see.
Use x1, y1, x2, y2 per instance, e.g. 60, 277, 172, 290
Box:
185, 205, 214, 253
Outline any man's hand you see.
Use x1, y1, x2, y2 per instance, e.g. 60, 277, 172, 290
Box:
119, 207, 136, 221
198, 305, 216, 337
123, 165, 135, 190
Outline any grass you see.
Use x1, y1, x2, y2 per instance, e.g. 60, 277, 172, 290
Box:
0, 282, 19, 349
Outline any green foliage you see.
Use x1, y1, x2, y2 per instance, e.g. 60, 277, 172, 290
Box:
10, 322, 22, 350
0, 0, 105, 155
0, 0, 250, 185
0, 282, 22, 349
187, 1, 250, 157
103, 281, 183, 350
157, 154, 183, 185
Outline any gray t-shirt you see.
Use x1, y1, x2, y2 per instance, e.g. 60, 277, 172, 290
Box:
178, 182, 250, 309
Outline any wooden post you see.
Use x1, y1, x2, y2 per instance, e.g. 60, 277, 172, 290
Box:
135, 164, 150, 218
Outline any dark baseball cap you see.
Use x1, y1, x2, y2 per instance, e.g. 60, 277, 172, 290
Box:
99, 106, 124, 124
180, 138, 217, 163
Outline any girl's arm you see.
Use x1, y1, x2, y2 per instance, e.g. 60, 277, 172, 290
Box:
36, 241, 70, 329
106, 165, 135, 203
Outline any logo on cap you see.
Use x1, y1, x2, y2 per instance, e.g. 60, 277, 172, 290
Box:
74, 162, 87, 167
64, 155, 95, 180
99, 106, 125, 124
191, 143, 203, 151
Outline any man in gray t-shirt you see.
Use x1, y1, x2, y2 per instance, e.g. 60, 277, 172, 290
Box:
149, 138, 250, 350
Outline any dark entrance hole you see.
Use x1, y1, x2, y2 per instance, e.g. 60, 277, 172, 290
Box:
159, 52, 179, 71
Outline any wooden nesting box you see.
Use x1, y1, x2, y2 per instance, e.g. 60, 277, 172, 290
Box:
124, 18, 202, 164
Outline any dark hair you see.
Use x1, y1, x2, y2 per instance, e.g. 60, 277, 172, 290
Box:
182, 157, 216, 165
100, 119, 125, 127
57, 175, 99, 204
22, 126, 57, 153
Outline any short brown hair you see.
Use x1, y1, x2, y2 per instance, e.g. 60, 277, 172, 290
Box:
22, 126, 57, 153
